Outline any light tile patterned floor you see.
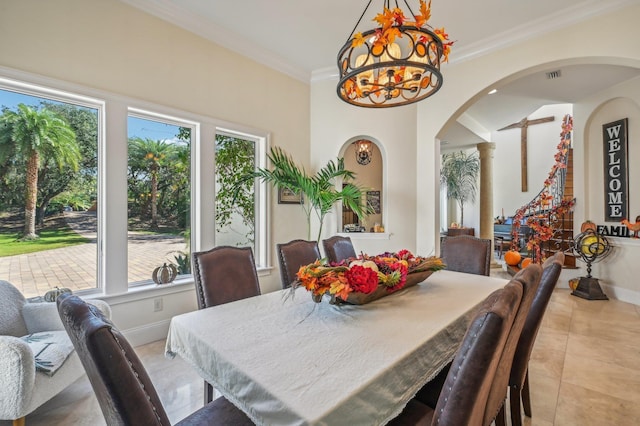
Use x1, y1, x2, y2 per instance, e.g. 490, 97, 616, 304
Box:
2, 288, 639, 425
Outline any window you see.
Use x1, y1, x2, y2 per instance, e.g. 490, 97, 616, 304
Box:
0, 72, 270, 299
215, 129, 268, 268
0, 81, 101, 298
127, 112, 192, 286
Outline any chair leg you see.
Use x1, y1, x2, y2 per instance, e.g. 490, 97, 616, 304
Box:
510, 385, 523, 426
522, 370, 532, 417
204, 380, 214, 404
13, 418, 25, 426
495, 404, 506, 426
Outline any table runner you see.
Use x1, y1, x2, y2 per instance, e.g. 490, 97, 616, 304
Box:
166, 270, 506, 425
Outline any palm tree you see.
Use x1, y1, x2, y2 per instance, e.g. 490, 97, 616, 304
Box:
237, 147, 372, 242
0, 104, 79, 239
440, 150, 480, 227
128, 137, 177, 229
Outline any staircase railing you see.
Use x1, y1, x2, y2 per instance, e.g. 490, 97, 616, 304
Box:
511, 114, 575, 263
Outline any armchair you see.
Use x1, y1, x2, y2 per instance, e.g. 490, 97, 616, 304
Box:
0, 280, 111, 425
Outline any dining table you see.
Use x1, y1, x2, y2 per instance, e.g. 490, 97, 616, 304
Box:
165, 269, 508, 425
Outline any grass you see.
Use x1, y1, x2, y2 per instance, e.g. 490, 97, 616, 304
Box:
0, 227, 89, 257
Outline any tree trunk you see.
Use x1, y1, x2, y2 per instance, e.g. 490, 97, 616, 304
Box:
36, 195, 54, 226
150, 164, 158, 229
23, 151, 39, 239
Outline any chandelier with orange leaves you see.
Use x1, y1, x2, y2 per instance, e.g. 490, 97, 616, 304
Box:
337, 0, 453, 108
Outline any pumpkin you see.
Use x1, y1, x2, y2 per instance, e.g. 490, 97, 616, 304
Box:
581, 220, 597, 233
504, 250, 522, 266
44, 286, 72, 302
152, 263, 178, 284
520, 257, 532, 268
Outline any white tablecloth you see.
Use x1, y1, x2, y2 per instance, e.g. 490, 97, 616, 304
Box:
166, 270, 507, 425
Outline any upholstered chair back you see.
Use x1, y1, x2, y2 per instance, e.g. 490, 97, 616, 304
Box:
191, 246, 261, 309
322, 236, 357, 264
440, 236, 492, 276
277, 239, 321, 289
57, 294, 254, 426
432, 281, 522, 426
509, 252, 564, 425
389, 281, 523, 426
483, 264, 542, 425
58, 294, 172, 426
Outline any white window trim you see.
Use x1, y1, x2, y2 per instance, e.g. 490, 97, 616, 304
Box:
0, 66, 272, 300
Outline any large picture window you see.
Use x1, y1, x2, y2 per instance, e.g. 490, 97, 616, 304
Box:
0, 74, 270, 299
127, 112, 192, 286
0, 83, 100, 298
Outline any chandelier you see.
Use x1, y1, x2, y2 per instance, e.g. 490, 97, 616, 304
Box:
354, 139, 373, 165
337, 0, 453, 108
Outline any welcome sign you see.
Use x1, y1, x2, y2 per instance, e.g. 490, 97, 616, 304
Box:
603, 118, 629, 221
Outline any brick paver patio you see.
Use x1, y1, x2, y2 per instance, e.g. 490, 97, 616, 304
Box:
0, 211, 185, 298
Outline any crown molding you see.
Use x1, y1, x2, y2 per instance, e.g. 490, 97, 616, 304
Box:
120, 0, 310, 83
121, 0, 636, 84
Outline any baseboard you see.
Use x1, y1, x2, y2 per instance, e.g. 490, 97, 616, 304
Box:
599, 282, 640, 306
123, 318, 171, 347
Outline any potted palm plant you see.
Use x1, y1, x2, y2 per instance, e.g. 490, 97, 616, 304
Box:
237, 147, 371, 242
440, 150, 480, 230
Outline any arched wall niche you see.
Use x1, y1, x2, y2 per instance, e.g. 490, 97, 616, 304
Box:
338, 136, 386, 233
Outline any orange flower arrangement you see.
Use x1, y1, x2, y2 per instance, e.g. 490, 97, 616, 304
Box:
295, 250, 445, 302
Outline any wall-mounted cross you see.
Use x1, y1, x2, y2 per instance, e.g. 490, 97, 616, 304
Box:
498, 116, 554, 192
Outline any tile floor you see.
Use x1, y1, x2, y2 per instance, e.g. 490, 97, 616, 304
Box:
3, 288, 640, 425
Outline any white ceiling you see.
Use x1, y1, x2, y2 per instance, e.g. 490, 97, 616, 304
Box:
122, 0, 640, 146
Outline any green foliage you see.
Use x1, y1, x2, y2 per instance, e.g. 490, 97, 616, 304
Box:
127, 137, 188, 229
237, 147, 371, 242
0, 104, 80, 238
172, 252, 191, 274
440, 150, 480, 227
215, 135, 255, 245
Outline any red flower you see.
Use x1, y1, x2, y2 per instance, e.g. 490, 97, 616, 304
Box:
345, 265, 379, 294
396, 249, 413, 260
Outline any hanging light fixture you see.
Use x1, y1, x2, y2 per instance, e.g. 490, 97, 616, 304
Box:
354, 139, 373, 165
337, 0, 453, 108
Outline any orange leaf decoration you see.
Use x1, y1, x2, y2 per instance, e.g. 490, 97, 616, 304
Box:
414, 0, 431, 27
385, 27, 402, 44
351, 32, 366, 48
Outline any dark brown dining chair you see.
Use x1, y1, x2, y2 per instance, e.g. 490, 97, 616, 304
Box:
413, 265, 542, 426
322, 235, 357, 264
509, 252, 564, 426
191, 245, 261, 402
389, 280, 523, 426
440, 235, 492, 276
57, 294, 254, 426
277, 239, 321, 289
483, 264, 542, 426
192, 246, 261, 309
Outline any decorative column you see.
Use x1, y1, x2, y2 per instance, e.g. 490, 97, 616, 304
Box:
476, 142, 500, 267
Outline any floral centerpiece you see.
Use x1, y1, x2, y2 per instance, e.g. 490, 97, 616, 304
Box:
295, 250, 445, 305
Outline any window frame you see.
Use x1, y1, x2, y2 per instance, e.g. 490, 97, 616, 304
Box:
0, 67, 271, 302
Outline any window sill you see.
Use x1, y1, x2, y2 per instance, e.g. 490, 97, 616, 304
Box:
336, 232, 391, 240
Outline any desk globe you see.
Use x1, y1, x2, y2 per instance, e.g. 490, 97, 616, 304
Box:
571, 229, 612, 300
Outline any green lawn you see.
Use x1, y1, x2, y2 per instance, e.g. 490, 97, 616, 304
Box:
0, 227, 89, 257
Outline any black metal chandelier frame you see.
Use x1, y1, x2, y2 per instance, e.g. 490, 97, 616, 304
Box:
337, 1, 444, 108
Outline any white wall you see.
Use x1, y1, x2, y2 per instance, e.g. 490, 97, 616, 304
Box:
0, 0, 310, 341
310, 78, 420, 256
414, 3, 640, 264
572, 79, 640, 302
492, 104, 573, 216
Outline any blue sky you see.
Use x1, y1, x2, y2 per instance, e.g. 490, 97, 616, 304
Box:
0, 88, 181, 141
